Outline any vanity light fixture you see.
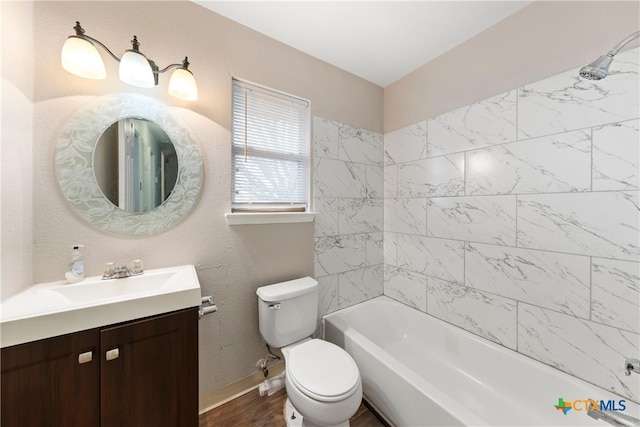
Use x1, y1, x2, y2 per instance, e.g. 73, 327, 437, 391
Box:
61, 21, 198, 101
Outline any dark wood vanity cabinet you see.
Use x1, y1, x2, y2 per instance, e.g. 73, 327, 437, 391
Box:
0, 328, 101, 427
101, 308, 198, 426
1, 308, 198, 427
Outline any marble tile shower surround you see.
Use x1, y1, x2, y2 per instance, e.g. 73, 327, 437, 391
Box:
313, 118, 384, 325
383, 47, 640, 402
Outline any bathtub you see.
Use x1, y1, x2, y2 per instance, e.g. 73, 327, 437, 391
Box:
323, 296, 639, 426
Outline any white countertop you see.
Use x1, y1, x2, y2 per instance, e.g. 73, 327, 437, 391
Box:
1, 264, 202, 348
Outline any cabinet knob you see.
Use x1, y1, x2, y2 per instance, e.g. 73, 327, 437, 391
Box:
105, 348, 120, 361
78, 351, 93, 364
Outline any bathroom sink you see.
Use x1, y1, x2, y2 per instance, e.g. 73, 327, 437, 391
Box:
1, 265, 202, 348
51, 270, 184, 302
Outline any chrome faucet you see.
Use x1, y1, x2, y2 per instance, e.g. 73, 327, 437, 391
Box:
587, 408, 640, 427
102, 264, 130, 279
625, 358, 639, 376
114, 265, 129, 279
102, 260, 144, 280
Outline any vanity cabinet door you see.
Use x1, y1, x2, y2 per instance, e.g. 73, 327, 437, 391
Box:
100, 308, 198, 427
0, 328, 100, 427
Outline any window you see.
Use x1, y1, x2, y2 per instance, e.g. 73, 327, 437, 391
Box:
231, 78, 310, 212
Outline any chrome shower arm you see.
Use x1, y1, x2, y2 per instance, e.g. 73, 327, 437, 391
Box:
609, 31, 640, 56
579, 30, 640, 80
587, 408, 640, 427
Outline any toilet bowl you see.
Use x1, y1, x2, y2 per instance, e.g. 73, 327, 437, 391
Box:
256, 277, 362, 427
282, 339, 362, 426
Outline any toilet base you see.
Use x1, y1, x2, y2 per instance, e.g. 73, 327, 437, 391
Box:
284, 398, 349, 427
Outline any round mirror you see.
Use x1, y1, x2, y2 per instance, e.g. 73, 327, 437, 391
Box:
55, 94, 204, 236
94, 118, 179, 213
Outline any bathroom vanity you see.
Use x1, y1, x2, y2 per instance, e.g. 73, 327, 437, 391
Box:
1, 308, 197, 426
0, 265, 202, 427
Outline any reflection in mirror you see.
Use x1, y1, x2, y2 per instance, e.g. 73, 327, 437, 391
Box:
94, 118, 178, 213
55, 93, 204, 236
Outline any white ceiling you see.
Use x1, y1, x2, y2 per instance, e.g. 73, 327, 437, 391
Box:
194, 1, 532, 87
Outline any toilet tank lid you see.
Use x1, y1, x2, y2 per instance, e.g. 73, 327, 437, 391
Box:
256, 277, 318, 302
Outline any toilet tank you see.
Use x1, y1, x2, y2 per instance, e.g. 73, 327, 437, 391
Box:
256, 277, 318, 348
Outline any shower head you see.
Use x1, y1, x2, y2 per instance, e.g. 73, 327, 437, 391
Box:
578, 31, 640, 80
579, 54, 614, 80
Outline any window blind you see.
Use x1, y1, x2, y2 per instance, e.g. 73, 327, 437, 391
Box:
231, 79, 310, 212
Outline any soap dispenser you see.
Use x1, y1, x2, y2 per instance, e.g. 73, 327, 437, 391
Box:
65, 245, 85, 283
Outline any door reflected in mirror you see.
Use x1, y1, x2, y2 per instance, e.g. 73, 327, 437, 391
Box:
93, 118, 178, 213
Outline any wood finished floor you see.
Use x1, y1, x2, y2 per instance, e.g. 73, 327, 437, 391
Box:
199, 388, 388, 427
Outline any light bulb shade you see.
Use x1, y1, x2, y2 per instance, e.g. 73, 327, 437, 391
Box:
119, 50, 155, 88
61, 36, 106, 79
168, 68, 198, 101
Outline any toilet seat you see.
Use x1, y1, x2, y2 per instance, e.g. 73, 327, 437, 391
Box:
286, 339, 360, 403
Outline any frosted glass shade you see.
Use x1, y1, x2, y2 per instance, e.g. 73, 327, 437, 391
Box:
119, 50, 155, 88
168, 68, 198, 101
61, 36, 106, 79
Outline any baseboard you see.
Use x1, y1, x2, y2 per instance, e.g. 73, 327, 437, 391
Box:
199, 361, 285, 415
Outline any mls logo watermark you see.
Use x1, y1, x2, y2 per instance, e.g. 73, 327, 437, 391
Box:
554, 397, 627, 415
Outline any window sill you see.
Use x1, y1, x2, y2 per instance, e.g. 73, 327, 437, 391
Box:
225, 212, 316, 225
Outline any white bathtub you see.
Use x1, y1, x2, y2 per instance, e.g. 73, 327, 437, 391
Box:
323, 296, 639, 426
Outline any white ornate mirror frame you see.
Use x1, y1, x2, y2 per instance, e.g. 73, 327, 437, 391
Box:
55, 93, 204, 236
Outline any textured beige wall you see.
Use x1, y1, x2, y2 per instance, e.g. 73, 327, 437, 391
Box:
384, 1, 640, 133
34, 0, 383, 133
1, 1, 35, 299
2, 0, 382, 397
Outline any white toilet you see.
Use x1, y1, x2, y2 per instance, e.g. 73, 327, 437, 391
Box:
257, 277, 362, 427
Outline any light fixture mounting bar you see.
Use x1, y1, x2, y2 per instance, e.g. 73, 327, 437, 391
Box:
72, 21, 121, 63
157, 57, 191, 74
62, 21, 198, 101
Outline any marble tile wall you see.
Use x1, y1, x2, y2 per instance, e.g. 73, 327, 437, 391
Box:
383, 48, 640, 402
313, 118, 384, 326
